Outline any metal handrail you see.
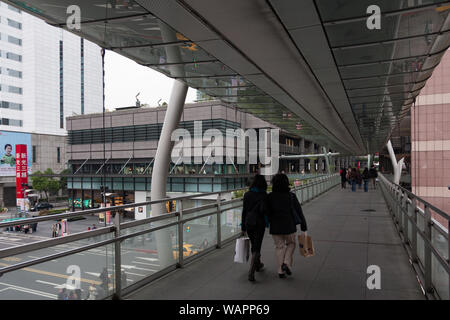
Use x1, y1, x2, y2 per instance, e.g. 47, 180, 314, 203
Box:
0, 174, 337, 229
378, 173, 450, 300
380, 174, 450, 222
0, 173, 340, 299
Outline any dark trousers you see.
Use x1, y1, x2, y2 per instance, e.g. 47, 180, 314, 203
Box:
247, 227, 265, 254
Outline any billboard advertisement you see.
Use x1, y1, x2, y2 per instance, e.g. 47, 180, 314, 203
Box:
0, 131, 32, 177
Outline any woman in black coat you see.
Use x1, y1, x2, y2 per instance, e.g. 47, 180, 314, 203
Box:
241, 174, 268, 281
263, 174, 307, 278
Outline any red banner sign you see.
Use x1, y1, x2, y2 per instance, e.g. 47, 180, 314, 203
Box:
15, 144, 28, 203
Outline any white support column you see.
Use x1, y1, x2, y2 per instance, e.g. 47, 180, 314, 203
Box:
387, 140, 404, 185
150, 22, 189, 267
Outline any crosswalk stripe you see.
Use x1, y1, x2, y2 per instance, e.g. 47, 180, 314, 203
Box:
0, 262, 101, 285
0, 282, 57, 299
136, 257, 158, 262
132, 261, 160, 267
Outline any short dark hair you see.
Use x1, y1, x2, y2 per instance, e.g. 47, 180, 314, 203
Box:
4, 144, 12, 150
249, 174, 267, 191
271, 173, 290, 192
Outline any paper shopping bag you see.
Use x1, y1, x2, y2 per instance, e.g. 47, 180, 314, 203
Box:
234, 237, 250, 263
298, 233, 315, 257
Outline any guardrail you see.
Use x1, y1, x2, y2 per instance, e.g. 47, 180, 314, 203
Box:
0, 173, 339, 300
378, 173, 450, 300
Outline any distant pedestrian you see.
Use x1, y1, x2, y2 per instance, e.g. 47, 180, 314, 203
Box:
68, 291, 77, 300
356, 169, 362, 189
340, 168, 347, 189
99, 267, 108, 292
121, 271, 127, 288
362, 167, 370, 192
92, 224, 97, 230
369, 165, 378, 189
51, 224, 57, 238
350, 168, 357, 192
57, 288, 67, 300
86, 286, 97, 300
346, 166, 352, 187
74, 289, 82, 300
207, 215, 213, 228
263, 174, 307, 279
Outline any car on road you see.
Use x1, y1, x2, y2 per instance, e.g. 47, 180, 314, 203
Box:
173, 244, 199, 260
30, 202, 53, 212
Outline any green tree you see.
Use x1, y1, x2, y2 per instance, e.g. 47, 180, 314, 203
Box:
31, 169, 61, 201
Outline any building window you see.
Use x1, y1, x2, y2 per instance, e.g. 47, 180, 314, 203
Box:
8, 85, 22, 94
32, 146, 37, 163
1, 101, 22, 110
59, 41, 64, 129
6, 52, 22, 62
0, 118, 22, 127
57, 147, 61, 163
8, 5, 21, 13
8, 35, 22, 46
7, 19, 22, 30
6, 68, 22, 78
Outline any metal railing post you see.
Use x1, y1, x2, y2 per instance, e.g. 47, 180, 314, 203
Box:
177, 199, 184, 268
216, 193, 222, 249
424, 205, 434, 294
396, 188, 401, 226
401, 192, 407, 239
113, 211, 121, 299
410, 197, 418, 263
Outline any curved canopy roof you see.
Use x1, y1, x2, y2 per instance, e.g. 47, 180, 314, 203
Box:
7, 0, 450, 154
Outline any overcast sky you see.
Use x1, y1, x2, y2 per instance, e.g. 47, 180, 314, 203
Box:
104, 50, 197, 110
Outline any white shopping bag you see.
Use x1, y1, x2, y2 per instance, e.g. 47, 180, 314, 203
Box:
234, 236, 250, 263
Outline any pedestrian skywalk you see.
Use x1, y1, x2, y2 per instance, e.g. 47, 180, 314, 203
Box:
126, 187, 425, 300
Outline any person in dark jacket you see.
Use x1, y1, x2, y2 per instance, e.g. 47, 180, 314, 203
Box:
241, 174, 268, 282
340, 168, 347, 189
362, 167, 370, 192
369, 165, 378, 189
355, 168, 362, 189
350, 168, 358, 192
263, 174, 307, 278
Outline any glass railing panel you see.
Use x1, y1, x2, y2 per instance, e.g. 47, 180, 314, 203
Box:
120, 224, 178, 290
220, 204, 243, 242
431, 223, 449, 300
0, 231, 114, 266
0, 243, 115, 300
432, 254, 449, 300
182, 210, 218, 258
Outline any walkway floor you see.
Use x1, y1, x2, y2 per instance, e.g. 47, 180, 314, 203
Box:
126, 185, 425, 300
